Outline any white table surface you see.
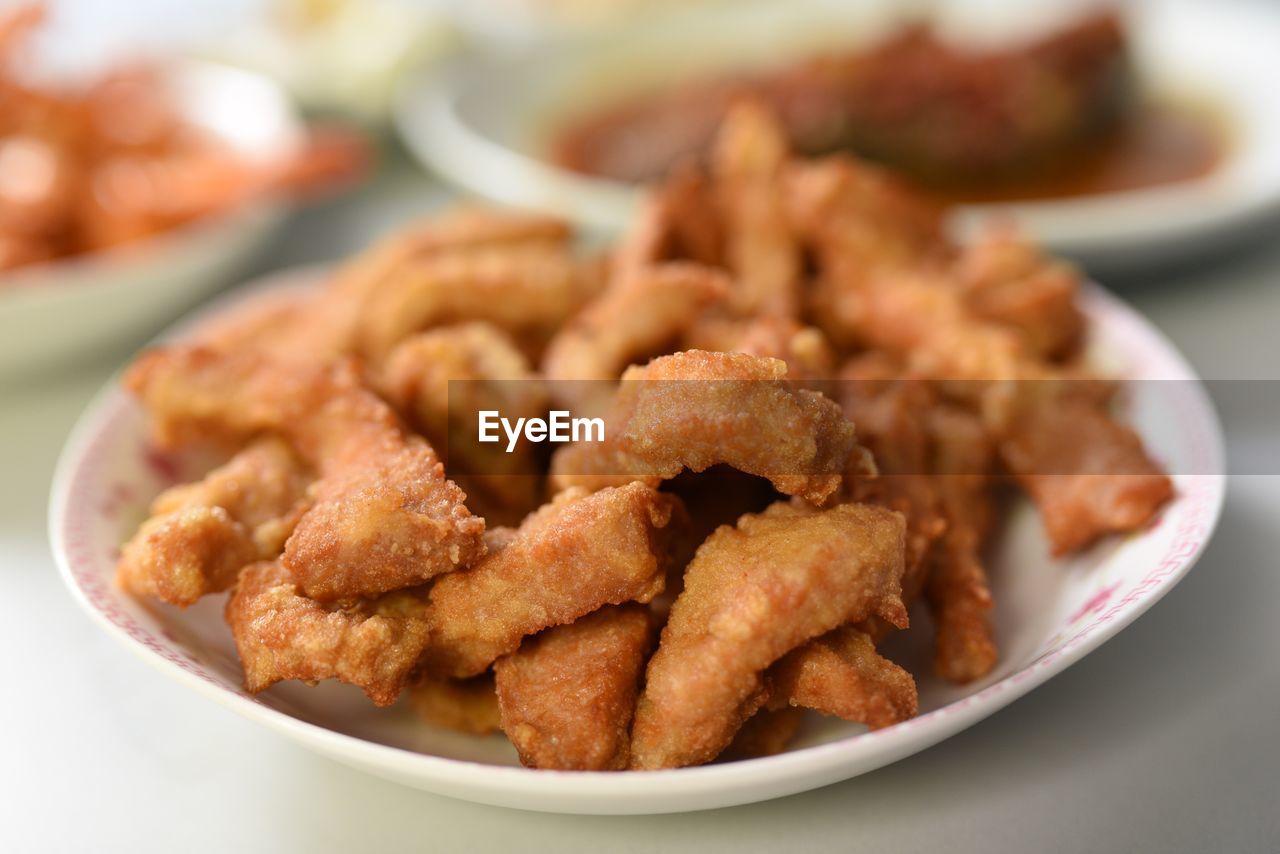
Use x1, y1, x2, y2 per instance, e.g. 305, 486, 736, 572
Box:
2, 164, 1277, 854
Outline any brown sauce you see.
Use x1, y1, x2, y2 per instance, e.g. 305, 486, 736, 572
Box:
918, 101, 1226, 205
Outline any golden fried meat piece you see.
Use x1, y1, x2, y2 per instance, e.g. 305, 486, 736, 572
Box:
817, 265, 1171, 554
380, 323, 546, 435
148, 437, 311, 555
925, 404, 999, 683
380, 322, 549, 524
225, 561, 431, 706
331, 207, 572, 305
658, 466, 781, 611
612, 164, 724, 275
117, 437, 311, 606
541, 263, 731, 390
654, 162, 724, 268
312, 208, 576, 358
1000, 392, 1174, 555
767, 626, 917, 730
723, 707, 805, 759
551, 350, 862, 504
783, 155, 946, 347
118, 509, 257, 608
409, 673, 502, 735
832, 267, 1028, 384
185, 210, 563, 368
629, 502, 907, 769
952, 226, 1085, 361
284, 438, 485, 601
608, 189, 673, 278
927, 538, 997, 683
356, 243, 601, 363
124, 344, 413, 458
422, 483, 681, 679
684, 316, 835, 386
494, 605, 653, 770
838, 358, 999, 680
712, 101, 802, 318
838, 359, 948, 604
126, 347, 486, 600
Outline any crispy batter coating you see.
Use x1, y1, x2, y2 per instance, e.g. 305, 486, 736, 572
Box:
356, 243, 601, 363
712, 101, 802, 318
118, 509, 257, 608
186, 210, 575, 367
784, 157, 945, 261
768, 626, 917, 729
838, 360, 948, 604
833, 267, 1027, 383
309, 208, 577, 359
653, 163, 725, 268
379, 323, 548, 524
284, 438, 485, 601
784, 156, 946, 349
724, 707, 805, 759
551, 350, 862, 504
423, 483, 681, 679
331, 208, 572, 305
953, 226, 1085, 362
629, 502, 906, 769
658, 466, 781, 606
380, 323, 545, 435
225, 561, 431, 706
125, 346, 486, 600
1001, 392, 1174, 555
611, 165, 724, 275
494, 605, 653, 770
685, 316, 836, 387
409, 673, 502, 735
125, 344, 322, 451
810, 248, 1171, 555
838, 359, 999, 681
541, 263, 731, 399
117, 437, 311, 606
925, 404, 999, 683
149, 437, 311, 553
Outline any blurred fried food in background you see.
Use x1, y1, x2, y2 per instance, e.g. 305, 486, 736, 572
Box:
0, 4, 366, 277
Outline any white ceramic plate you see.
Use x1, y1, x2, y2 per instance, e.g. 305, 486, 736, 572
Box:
49, 267, 1225, 815
0, 62, 302, 379
396, 0, 1280, 270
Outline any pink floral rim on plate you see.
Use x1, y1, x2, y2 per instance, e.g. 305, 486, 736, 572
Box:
48, 268, 1226, 815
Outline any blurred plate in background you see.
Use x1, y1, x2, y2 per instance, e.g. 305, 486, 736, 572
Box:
397, 0, 1280, 272
0, 61, 301, 380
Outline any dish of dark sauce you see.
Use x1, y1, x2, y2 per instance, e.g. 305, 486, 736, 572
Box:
920, 101, 1226, 205
550, 13, 1227, 207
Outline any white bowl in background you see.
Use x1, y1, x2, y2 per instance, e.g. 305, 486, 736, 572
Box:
396, 0, 1280, 270
0, 62, 302, 379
